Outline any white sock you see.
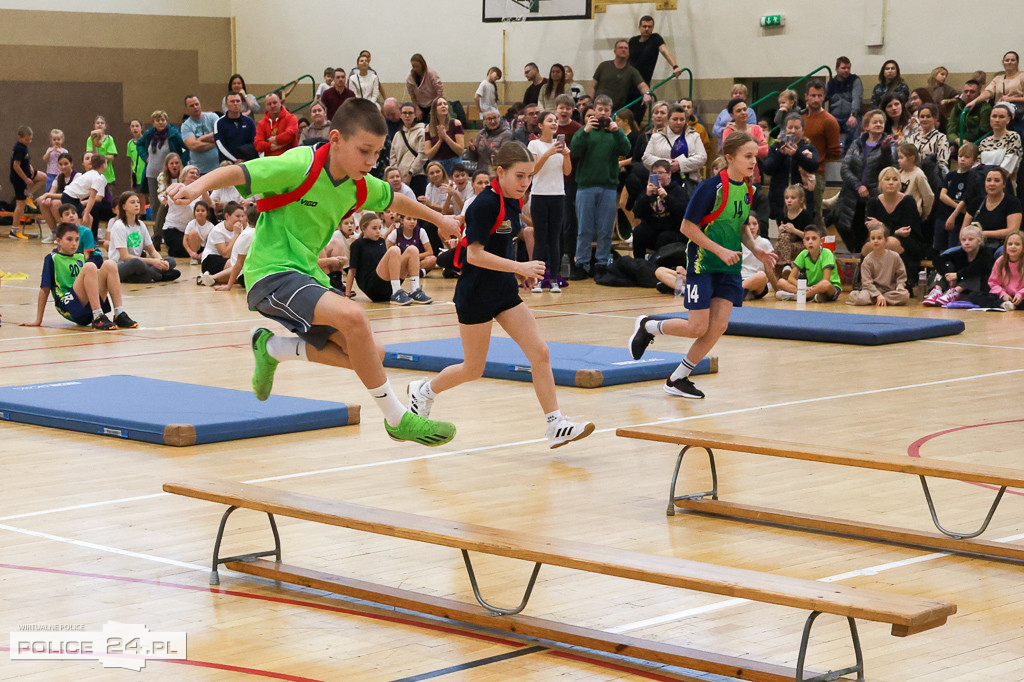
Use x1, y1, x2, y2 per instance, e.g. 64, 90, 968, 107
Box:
420, 380, 437, 399
266, 335, 308, 362
645, 319, 664, 335
391, 280, 402, 294
114, 306, 124, 316
409, 275, 420, 291
545, 409, 563, 425
670, 357, 697, 381
369, 380, 406, 427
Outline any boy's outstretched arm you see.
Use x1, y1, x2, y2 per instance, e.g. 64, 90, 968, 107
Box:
391, 193, 461, 241
167, 165, 246, 205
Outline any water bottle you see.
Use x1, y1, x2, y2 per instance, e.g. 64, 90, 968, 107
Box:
674, 272, 685, 298
559, 254, 570, 279
796, 270, 807, 304
918, 269, 928, 294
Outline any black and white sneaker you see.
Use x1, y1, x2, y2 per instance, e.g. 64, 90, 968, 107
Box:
407, 378, 434, 417
629, 315, 655, 360
546, 418, 595, 449
664, 376, 705, 399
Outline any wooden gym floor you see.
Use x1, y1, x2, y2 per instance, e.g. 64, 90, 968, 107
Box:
1, 233, 1023, 681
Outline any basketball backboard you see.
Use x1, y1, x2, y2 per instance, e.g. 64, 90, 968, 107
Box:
482, 0, 591, 22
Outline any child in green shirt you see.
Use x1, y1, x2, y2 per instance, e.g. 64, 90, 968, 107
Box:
775, 225, 842, 302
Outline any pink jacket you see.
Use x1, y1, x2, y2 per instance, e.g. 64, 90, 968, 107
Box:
406, 68, 444, 109
988, 258, 1024, 298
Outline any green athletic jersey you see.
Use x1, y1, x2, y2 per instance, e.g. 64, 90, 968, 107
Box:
239, 146, 393, 289
40, 251, 84, 321
795, 247, 841, 288
684, 175, 751, 275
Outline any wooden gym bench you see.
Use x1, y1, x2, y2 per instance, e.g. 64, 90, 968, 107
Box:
616, 427, 1024, 565
165, 478, 955, 682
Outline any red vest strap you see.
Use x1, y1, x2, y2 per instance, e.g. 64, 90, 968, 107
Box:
343, 177, 369, 220
254, 144, 332, 213
453, 181, 519, 270
699, 170, 754, 226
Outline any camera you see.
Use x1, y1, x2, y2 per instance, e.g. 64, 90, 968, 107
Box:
596, 116, 611, 129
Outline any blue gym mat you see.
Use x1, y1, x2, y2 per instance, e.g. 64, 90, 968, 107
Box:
0, 375, 360, 446
654, 307, 964, 346
383, 338, 717, 388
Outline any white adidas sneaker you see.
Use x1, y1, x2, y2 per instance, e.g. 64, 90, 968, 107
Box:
546, 418, 595, 449
407, 378, 434, 418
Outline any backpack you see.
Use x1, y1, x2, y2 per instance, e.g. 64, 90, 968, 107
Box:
255, 143, 367, 220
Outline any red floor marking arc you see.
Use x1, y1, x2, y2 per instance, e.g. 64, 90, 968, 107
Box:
0, 646, 322, 681
0, 563, 689, 681
907, 419, 1024, 497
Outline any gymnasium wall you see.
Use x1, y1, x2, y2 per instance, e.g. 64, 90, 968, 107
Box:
0, 5, 231, 189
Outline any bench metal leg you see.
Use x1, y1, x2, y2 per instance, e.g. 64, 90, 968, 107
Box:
667, 446, 718, 516
919, 476, 1007, 540
461, 549, 542, 616
210, 505, 282, 586
795, 611, 864, 682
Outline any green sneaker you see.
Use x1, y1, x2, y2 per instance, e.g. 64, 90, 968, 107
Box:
384, 411, 456, 447
250, 327, 279, 401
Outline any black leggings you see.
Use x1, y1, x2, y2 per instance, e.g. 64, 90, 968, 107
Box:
632, 221, 682, 258
531, 194, 564, 275
118, 256, 178, 283
164, 228, 189, 258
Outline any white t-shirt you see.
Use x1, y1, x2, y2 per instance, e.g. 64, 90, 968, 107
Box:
527, 140, 566, 196
164, 197, 198, 232
184, 218, 216, 247
425, 182, 446, 208
349, 70, 381, 107
393, 183, 416, 201
475, 80, 499, 116
461, 193, 480, 216
201, 224, 235, 260
228, 226, 255, 266
741, 236, 774, 280
107, 218, 153, 262
63, 169, 107, 200
315, 82, 331, 100
211, 185, 243, 208
454, 182, 473, 203
386, 227, 430, 250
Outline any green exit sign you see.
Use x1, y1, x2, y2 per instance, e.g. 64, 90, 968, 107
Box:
760, 14, 785, 27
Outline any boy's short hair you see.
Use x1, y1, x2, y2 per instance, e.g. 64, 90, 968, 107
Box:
359, 211, 380, 229
91, 154, 107, 169
554, 94, 574, 108
836, 56, 851, 68
332, 98, 387, 138
451, 163, 468, 176
958, 141, 979, 159
17, 125, 32, 138
56, 222, 79, 240
593, 94, 613, 109
224, 201, 243, 216
245, 203, 259, 226
324, 66, 335, 77
651, 159, 671, 172
59, 203, 78, 217
803, 224, 823, 237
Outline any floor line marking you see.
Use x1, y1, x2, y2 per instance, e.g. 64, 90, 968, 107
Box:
922, 339, 1024, 351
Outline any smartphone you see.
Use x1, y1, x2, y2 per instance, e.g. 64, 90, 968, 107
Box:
556, 133, 565, 145
649, 173, 659, 186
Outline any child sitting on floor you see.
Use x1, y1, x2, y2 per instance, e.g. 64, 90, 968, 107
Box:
197, 201, 246, 285
740, 216, 777, 299
387, 213, 437, 275
184, 201, 216, 265
775, 184, 813, 278
22, 223, 137, 330
319, 215, 356, 291
985, 230, 1024, 311
346, 212, 432, 305
848, 225, 909, 306
775, 225, 842, 302
924, 223, 993, 307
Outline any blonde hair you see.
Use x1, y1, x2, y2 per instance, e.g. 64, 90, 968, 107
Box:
778, 89, 798, 104
730, 83, 749, 98
784, 184, 806, 204
180, 165, 200, 180
927, 66, 949, 89
50, 128, 64, 141
961, 222, 984, 241
151, 109, 168, 122
877, 166, 900, 183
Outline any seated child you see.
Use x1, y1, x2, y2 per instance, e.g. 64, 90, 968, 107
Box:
107, 191, 180, 283
924, 223, 993, 307
775, 184, 813, 278
23, 223, 138, 330
56, 203, 98, 264
162, 165, 212, 259
209, 161, 249, 217
740, 216, 777, 299
385, 166, 417, 201
209, 215, 257, 291
387, 213, 437, 275
775, 225, 842, 302
318, 214, 356, 291
987, 230, 1024, 311
197, 201, 246, 283
184, 201, 216, 264
848, 225, 909, 306
935, 142, 983, 252
60, 153, 108, 232
379, 208, 400, 238
345, 212, 432, 305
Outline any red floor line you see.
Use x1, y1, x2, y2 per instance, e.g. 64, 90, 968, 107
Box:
0, 563, 689, 680
906, 420, 1024, 497
0, 646, 322, 681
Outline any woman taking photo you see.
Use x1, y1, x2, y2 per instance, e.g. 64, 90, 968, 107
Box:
527, 111, 572, 292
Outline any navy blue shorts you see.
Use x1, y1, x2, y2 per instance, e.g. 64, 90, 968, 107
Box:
684, 271, 744, 310
57, 289, 110, 326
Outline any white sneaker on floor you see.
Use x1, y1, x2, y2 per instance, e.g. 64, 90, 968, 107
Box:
531, 284, 543, 293
546, 418, 595, 449
1003, 300, 1016, 311
775, 290, 797, 301
41, 234, 54, 244
407, 378, 434, 417
550, 282, 561, 293
200, 272, 216, 286
190, 258, 200, 265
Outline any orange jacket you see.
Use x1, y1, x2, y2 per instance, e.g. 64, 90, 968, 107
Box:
254, 107, 299, 156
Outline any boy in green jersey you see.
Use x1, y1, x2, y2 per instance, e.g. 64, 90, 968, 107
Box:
168, 99, 460, 447
23, 223, 137, 330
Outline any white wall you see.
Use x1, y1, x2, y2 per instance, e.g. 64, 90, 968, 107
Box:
184, 1, 1024, 90
0, 0, 230, 16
